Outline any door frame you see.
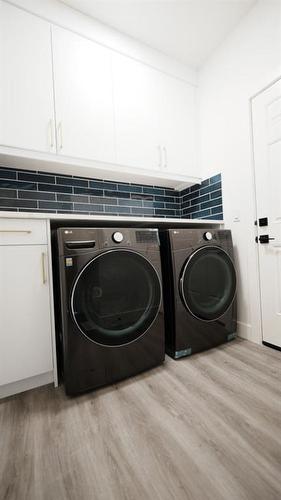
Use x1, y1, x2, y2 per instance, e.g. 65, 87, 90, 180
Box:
249, 74, 281, 345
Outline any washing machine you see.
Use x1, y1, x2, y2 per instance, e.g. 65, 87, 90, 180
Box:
54, 227, 164, 395
160, 228, 237, 359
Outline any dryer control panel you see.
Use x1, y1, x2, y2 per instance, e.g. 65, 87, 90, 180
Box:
57, 227, 160, 256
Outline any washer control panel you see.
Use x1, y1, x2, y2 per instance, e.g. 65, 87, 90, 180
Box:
203, 231, 213, 241
112, 231, 124, 243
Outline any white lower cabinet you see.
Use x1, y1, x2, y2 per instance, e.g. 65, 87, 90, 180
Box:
0, 226, 54, 395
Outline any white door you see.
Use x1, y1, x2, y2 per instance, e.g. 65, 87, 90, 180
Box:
113, 53, 161, 171
158, 73, 197, 176
0, 245, 53, 386
0, 1, 55, 152
52, 26, 116, 163
252, 78, 281, 348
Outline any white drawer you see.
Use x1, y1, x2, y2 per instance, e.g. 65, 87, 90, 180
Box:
0, 218, 48, 245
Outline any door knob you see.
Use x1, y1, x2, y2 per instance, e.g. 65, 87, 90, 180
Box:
256, 235, 275, 244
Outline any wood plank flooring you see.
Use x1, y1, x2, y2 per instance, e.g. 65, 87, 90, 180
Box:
1, 339, 281, 500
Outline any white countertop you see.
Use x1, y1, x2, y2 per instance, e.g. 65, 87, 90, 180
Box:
0, 210, 223, 225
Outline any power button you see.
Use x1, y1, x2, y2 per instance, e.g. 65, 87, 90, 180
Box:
204, 232, 213, 241
112, 231, 124, 243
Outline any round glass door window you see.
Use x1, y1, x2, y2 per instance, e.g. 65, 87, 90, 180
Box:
180, 246, 236, 321
71, 250, 161, 346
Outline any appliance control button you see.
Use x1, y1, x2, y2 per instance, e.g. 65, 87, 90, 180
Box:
204, 231, 213, 241
112, 231, 124, 243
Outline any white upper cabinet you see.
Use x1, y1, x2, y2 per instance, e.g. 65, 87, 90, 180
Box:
52, 26, 116, 164
112, 52, 197, 177
158, 73, 197, 176
113, 53, 161, 172
0, 3, 200, 187
0, 1, 55, 153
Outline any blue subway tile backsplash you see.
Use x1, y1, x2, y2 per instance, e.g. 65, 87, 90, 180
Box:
0, 166, 223, 220
180, 173, 223, 220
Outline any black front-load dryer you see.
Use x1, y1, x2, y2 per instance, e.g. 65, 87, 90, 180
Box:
55, 227, 164, 395
160, 229, 237, 359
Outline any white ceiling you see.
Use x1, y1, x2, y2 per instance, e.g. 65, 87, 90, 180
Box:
60, 0, 257, 68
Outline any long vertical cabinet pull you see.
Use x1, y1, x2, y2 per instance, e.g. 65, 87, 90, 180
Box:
48, 119, 55, 150
41, 252, 47, 285
158, 145, 163, 168
163, 146, 168, 169
57, 122, 63, 150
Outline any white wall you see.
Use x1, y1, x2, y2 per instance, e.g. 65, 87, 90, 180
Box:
198, 0, 281, 343
7, 0, 196, 86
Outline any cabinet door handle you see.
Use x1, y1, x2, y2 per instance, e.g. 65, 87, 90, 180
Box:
48, 119, 55, 149
58, 122, 63, 150
41, 252, 47, 285
0, 230, 32, 234
158, 145, 162, 168
163, 146, 167, 168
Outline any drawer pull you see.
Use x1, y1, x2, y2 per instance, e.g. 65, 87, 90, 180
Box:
0, 230, 32, 234
41, 252, 47, 285
66, 240, 95, 249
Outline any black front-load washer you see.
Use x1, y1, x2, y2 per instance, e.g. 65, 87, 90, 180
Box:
160, 229, 237, 359
54, 227, 164, 395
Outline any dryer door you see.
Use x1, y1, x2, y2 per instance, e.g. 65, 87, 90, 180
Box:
71, 249, 161, 346
180, 246, 236, 321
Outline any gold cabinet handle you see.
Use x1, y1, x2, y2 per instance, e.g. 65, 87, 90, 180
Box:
41, 252, 47, 285
0, 230, 32, 233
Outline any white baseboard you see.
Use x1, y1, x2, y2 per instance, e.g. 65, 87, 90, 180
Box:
237, 320, 262, 345
0, 371, 54, 399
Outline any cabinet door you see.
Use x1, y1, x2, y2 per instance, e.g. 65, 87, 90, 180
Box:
113, 53, 161, 171
0, 245, 53, 386
0, 1, 55, 152
52, 26, 115, 164
159, 74, 197, 176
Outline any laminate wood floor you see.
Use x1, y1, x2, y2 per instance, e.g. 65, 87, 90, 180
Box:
1, 339, 281, 500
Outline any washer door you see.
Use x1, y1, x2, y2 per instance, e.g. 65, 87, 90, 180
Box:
180, 246, 236, 321
71, 249, 161, 346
